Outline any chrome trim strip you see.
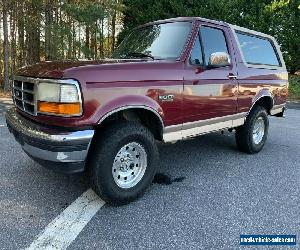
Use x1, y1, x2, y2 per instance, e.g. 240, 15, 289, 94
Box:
181, 118, 239, 139
182, 113, 246, 131
270, 103, 286, 115
50, 130, 95, 142
163, 112, 247, 142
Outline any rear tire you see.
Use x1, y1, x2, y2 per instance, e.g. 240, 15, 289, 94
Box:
235, 106, 269, 154
88, 121, 159, 206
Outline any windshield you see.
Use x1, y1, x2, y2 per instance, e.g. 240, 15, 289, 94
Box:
112, 22, 192, 60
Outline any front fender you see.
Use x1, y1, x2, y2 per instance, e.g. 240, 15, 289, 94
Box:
94, 95, 165, 126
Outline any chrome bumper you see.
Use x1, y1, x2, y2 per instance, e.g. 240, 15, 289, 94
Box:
5, 108, 94, 173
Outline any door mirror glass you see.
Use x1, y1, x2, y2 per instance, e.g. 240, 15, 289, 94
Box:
208, 52, 231, 67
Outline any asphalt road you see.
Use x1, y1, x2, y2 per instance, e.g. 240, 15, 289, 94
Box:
0, 101, 299, 250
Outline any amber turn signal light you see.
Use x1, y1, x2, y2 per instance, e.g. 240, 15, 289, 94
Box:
38, 101, 81, 116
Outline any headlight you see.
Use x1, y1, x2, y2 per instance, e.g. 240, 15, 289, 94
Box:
37, 80, 82, 116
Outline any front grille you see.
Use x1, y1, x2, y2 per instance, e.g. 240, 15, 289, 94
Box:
13, 77, 37, 116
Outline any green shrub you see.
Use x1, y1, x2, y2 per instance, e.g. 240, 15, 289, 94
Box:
289, 75, 300, 99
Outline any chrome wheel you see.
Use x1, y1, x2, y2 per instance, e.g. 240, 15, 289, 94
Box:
112, 142, 147, 189
252, 117, 265, 144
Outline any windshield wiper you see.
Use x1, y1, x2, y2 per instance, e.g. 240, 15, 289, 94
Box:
126, 52, 155, 60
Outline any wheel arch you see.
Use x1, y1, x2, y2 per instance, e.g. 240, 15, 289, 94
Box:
248, 90, 274, 115
97, 105, 165, 141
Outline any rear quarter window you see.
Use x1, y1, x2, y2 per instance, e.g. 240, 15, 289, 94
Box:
236, 32, 281, 67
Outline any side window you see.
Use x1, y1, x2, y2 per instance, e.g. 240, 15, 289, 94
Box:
200, 26, 229, 65
236, 32, 281, 67
190, 34, 203, 65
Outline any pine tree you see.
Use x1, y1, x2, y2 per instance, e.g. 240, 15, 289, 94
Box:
2, 0, 10, 90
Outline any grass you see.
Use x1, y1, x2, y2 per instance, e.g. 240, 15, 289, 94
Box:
289, 74, 300, 100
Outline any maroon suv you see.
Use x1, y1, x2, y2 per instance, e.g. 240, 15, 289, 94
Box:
6, 17, 288, 205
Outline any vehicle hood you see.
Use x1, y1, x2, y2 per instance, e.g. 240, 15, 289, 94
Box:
16, 59, 150, 79
16, 59, 184, 86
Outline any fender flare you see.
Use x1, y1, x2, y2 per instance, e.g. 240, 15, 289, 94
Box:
98, 105, 164, 127
248, 89, 274, 115
96, 95, 165, 129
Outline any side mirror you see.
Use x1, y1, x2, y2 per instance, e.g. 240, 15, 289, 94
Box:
208, 52, 231, 68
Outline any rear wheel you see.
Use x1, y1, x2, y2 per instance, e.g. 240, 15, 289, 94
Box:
235, 106, 269, 154
88, 121, 159, 206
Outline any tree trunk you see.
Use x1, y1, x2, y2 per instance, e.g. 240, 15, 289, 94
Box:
59, 1, 64, 59
10, 0, 17, 74
94, 26, 97, 59
3, 0, 10, 91
111, 9, 117, 52
67, 16, 72, 59
107, 17, 111, 56
78, 24, 81, 58
53, 0, 59, 59
91, 25, 97, 59
85, 26, 90, 58
26, 1, 41, 65
100, 20, 104, 58
72, 21, 76, 58
17, 1, 25, 67
45, 0, 53, 60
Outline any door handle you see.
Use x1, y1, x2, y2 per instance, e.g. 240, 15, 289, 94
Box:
227, 73, 237, 80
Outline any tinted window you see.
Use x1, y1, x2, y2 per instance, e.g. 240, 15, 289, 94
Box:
112, 22, 192, 60
200, 26, 229, 65
236, 32, 280, 66
190, 34, 203, 65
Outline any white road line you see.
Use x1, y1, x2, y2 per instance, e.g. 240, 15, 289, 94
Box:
26, 189, 105, 250
0, 124, 5, 127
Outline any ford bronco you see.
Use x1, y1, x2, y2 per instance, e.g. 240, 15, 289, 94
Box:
6, 17, 288, 205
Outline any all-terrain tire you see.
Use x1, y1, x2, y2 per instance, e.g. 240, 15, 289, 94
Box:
88, 121, 159, 206
235, 106, 269, 154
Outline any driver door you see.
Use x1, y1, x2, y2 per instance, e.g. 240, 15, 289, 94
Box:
182, 24, 238, 134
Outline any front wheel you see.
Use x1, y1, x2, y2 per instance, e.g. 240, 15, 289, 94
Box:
235, 106, 269, 154
88, 121, 159, 206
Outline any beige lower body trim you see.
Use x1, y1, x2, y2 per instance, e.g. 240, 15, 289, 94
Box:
270, 103, 286, 116
163, 103, 286, 143
163, 113, 247, 143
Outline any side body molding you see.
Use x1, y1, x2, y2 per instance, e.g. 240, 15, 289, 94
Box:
96, 91, 281, 144
163, 112, 247, 142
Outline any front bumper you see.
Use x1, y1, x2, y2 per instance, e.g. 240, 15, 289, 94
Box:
5, 108, 94, 174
